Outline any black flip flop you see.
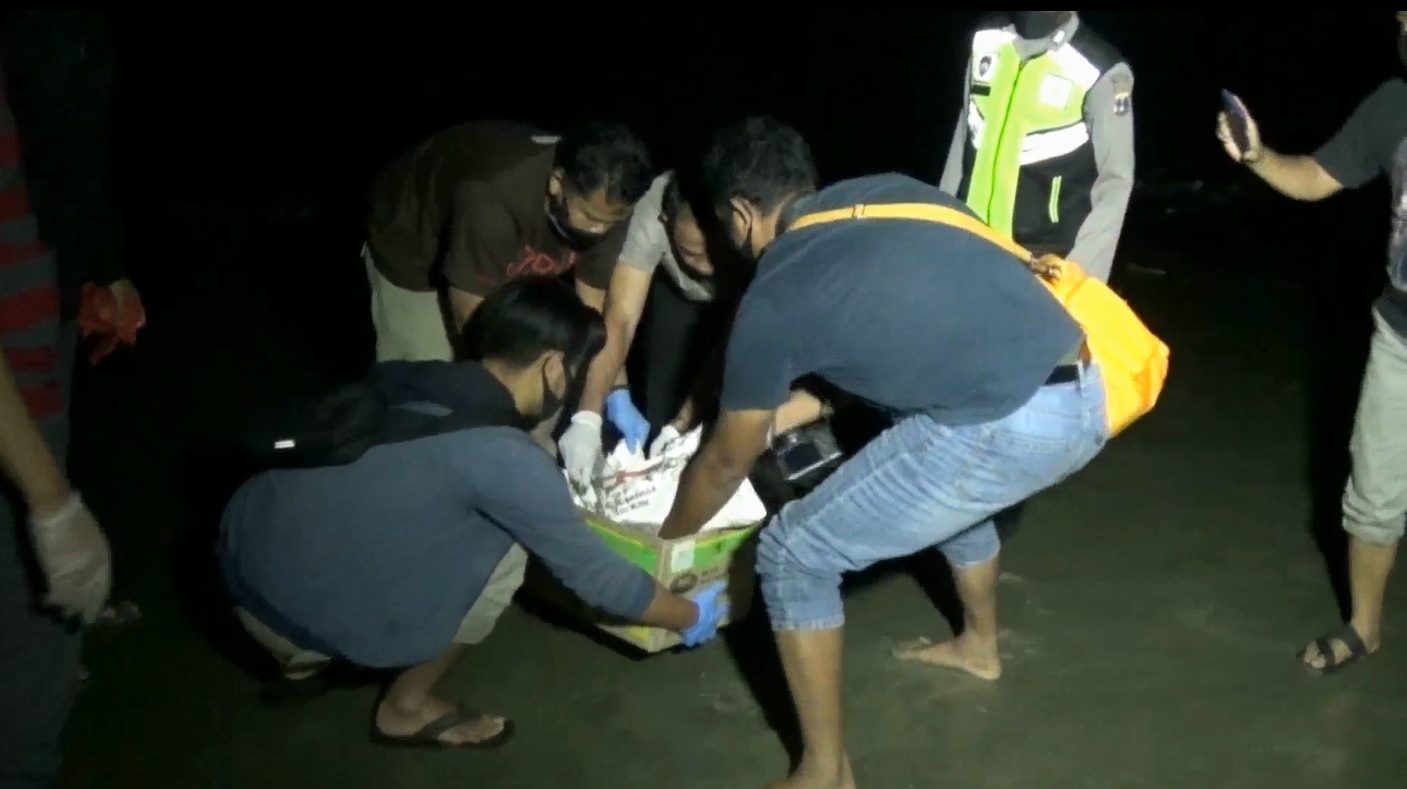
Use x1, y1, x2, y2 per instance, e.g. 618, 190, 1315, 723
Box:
370, 706, 516, 751
1302, 625, 1371, 675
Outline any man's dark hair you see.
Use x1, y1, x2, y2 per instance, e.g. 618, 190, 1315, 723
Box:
553, 120, 655, 205
698, 116, 818, 217
463, 276, 607, 376
661, 169, 710, 226
665, 163, 757, 293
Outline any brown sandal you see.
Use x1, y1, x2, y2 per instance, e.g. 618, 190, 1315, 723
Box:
1301, 625, 1371, 675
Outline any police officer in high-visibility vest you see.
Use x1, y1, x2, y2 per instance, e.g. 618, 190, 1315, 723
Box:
938, 10, 1134, 541
939, 11, 1134, 282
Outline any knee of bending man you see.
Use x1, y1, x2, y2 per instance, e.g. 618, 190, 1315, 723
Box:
757, 518, 834, 579
756, 516, 847, 631
938, 521, 1001, 570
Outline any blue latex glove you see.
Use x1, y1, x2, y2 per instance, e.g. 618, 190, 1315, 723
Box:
680, 581, 729, 648
605, 388, 651, 454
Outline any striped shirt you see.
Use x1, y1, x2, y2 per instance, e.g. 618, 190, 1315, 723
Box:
0, 65, 63, 421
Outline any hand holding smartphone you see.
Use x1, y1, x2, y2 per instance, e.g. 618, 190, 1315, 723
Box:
1220, 89, 1255, 161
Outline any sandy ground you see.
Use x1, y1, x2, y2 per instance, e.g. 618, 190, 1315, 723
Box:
52, 200, 1407, 789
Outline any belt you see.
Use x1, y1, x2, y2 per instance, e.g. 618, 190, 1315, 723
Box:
1045, 340, 1091, 386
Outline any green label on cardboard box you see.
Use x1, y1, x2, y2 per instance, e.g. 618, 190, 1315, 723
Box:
581, 516, 760, 577
582, 517, 658, 573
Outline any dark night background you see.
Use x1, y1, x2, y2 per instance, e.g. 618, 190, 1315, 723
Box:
6, 9, 1407, 789
103, 9, 1402, 382
91, 9, 1405, 354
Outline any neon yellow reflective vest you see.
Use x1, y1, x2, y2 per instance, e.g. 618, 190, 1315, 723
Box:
957, 20, 1119, 255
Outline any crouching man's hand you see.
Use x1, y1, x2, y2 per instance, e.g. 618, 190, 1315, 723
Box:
679, 582, 729, 648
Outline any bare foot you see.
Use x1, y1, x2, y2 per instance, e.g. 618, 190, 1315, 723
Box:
892, 633, 1002, 680
375, 694, 506, 745
1300, 624, 1379, 672
764, 757, 856, 789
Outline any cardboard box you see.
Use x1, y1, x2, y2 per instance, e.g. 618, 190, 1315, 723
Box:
533, 508, 761, 653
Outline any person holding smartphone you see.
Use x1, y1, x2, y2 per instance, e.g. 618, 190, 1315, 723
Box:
1215, 11, 1407, 674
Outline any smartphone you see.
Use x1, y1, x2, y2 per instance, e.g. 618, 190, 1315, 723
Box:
777, 441, 827, 478
1220, 89, 1253, 157
772, 424, 843, 483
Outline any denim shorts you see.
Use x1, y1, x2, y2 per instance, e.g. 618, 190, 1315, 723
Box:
756, 363, 1109, 631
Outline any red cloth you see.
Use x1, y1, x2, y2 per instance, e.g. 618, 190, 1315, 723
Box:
78, 282, 145, 364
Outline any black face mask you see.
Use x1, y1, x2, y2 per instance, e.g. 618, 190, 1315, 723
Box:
1011, 11, 1065, 40
546, 196, 607, 251
1399, 32, 1407, 71
686, 269, 718, 288
672, 253, 718, 287
731, 211, 760, 263
537, 362, 564, 424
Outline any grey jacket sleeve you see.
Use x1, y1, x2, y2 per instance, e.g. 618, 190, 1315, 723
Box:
466, 431, 657, 620
1067, 62, 1136, 283
937, 61, 973, 196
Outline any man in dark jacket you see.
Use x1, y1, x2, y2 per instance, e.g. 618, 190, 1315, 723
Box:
220, 277, 726, 750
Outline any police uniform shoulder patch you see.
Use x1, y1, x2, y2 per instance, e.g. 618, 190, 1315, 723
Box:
1110, 70, 1134, 117
974, 53, 996, 83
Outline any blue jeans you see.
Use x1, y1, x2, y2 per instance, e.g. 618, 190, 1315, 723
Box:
757, 363, 1108, 631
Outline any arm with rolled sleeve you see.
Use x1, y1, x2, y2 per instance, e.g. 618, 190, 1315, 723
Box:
1066, 63, 1136, 284
577, 208, 663, 417
658, 300, 792, 539
938, 63, 972, 196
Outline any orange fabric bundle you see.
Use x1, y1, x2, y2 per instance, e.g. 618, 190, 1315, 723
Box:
77, 282, 146, 364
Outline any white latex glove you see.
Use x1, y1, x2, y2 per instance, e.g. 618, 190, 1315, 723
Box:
648, 424, 682, 459
558, 411, 605, 488
29, 492, 112, 624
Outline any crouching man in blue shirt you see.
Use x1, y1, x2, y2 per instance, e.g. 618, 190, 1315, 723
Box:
219, 277, 726, 751
658, 118, 1109, 789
